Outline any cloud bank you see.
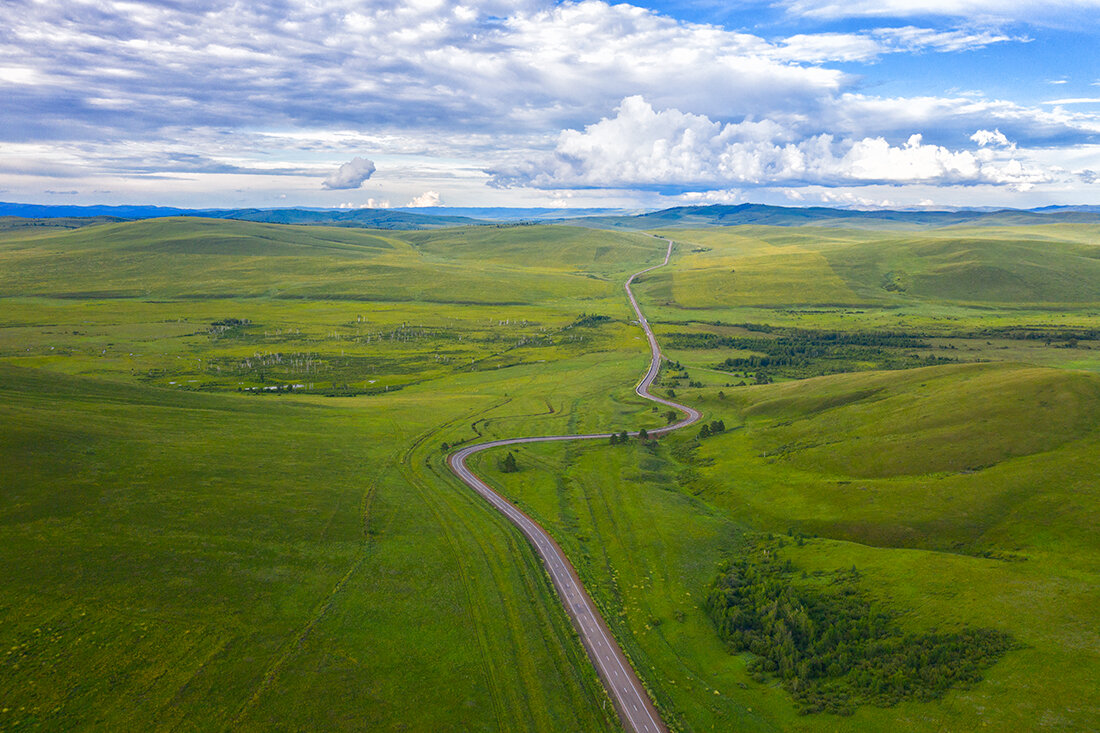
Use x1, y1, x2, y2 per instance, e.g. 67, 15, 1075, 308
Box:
1, 0, 1097, 207
490, 97, 1051, 191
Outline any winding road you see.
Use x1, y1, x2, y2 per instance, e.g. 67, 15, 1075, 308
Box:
447, 238, 700, 733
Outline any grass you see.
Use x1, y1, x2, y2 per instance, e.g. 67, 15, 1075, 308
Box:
0, 218, 669, 730
2, 216, 1099, 731
462, 222, 1100, 730
472, 362, 1100, 730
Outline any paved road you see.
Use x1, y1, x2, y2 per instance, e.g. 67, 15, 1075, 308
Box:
447, 238, 699, 733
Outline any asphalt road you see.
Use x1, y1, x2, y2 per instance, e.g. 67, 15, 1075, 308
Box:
447, 238, 700, 732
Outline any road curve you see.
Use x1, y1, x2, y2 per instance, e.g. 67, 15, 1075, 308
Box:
447, 238, 700, 733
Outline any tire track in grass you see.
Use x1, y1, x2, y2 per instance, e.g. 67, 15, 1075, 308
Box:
231, 402, 508, 728
230, 451, 393, 728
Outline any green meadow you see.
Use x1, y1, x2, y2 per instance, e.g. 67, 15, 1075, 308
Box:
1, 217, 1098, 730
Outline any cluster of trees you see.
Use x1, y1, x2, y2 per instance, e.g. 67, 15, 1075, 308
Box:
665, 327, 957, 379
698, 419, 725, 439
208, 318, 252, 338
705, 541, 1015, 715
570, 313, 612, 328
609, 428, 650, 445
962, 326, 1100, 342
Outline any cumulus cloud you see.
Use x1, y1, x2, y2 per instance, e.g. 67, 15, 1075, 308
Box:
322, 156, 376, 190
406, 190, 442, 207
971, 129, 1011, 147
490, 97, 1053, 191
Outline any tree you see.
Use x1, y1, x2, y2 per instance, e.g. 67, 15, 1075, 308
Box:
666, 410, 678, 424
619, 430, 629, 443
500, 451, 518, 473
609, 433, 620, 445
638, 428, 648, 441
698, 424, 711, 439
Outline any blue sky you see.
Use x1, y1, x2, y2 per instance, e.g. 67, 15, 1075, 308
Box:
2, 0, 1099, 209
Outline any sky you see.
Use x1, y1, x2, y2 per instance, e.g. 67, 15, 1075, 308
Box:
2, 0, 1100, 210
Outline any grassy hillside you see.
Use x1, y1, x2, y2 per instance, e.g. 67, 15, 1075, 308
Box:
0, 218, 670, 730
2, 216, 1098, 731
473, 361, 1100, 731
462, 223, 1100, 729
825, 233, 1100, 303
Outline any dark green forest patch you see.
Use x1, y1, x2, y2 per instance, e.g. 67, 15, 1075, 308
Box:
666, 326, 955, 378
705, 537, 1016, 715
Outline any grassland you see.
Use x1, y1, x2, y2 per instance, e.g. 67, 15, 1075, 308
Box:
0, 219, 669, 731
2, 217, 1099, 731
468, 223, 1100, 730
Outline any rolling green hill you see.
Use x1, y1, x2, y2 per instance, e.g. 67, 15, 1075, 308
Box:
0, 218, 660, 304
475, 360, 1100, 731
1, 217, 1098, 731
825, 233, 1100, 303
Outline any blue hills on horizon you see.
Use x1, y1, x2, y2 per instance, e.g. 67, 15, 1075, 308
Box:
3, 201, 1100, 230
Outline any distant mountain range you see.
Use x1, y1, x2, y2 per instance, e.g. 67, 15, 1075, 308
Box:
0, 203, 491, 229
560, 203, 1100, 230
3, 201, 1100, 231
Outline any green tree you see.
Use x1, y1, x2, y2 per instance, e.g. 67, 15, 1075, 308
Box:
500, 451, 518, 473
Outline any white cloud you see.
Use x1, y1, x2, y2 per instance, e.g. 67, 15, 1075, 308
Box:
0, 66, 42, 84
871, 26, 1019, 53
338, 199, 390, 208
406, 190, 442, 207
971, 128, 1011, 147
677, 189, 745, 204
1, 0, 1097, 207
490, 96, 1054, 190
778, 0, 1100, 21
322, 156, 376, 189
816, 189, 898, 208
1044, 98, 1100, 105
773, 26, 1018, 63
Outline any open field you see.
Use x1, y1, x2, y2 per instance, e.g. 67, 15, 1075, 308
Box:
2, 217, 1099, 730
467, 223, 1100, 729
0, 219, 669, 730
471, 360, 1100, 731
